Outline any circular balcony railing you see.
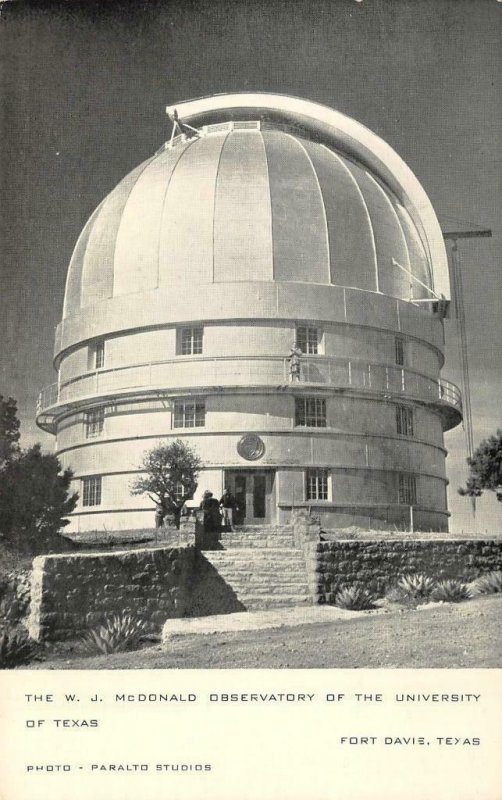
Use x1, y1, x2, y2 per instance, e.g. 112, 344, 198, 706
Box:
36, 355, 462, 433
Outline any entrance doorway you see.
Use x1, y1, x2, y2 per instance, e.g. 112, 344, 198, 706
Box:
225, 470, 275, 525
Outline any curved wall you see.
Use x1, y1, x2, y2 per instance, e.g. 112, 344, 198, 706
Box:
54, 283, 444, 363
58, 321, 442, 386
52, 293, 451, 533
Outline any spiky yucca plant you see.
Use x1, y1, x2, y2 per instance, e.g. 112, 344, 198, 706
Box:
470, 571, 502, 596
334, 585, 377, 611
431, 579, 472, 603
387, 573, 436, 605
80, 613, 148, 656
0, 628, 39, 668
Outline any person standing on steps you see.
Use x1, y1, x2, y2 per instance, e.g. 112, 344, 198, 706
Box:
219, 488, 237, 531
200, 490, 221, 532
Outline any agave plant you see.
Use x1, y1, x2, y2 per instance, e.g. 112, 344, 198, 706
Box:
470, 571, 502, 596
431, 579, 472, 603
80, 613, 148, 656
0, 628, 39, 668
387, 573, 436, 605
334, 585, 377, 611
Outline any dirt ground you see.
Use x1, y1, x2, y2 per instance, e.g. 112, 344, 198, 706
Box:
24, 594, 502, 670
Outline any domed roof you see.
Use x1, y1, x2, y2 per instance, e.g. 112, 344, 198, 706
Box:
63, 101, 442, 320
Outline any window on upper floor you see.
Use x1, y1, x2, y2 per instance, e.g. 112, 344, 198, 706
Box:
88, 340, 105, 370
398, 474, 417, 505
173, 399, 205, 428
296, 326, 321, 355
395, 337, 405, 366
295, 397, 327, 427
82, 476, 102, 507
306, 468, 329, 501
177, 326, 203, 356
395, 404, 414, 437
85, 407, 105, 438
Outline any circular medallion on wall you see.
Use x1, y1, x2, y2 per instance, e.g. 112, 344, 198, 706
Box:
237, 434, 265, 461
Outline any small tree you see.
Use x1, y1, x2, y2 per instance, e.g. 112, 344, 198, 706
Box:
0, 444, 78, 551
0, 395, 20, 469
0, 398, 78, 552
130, 440, 202, 527
458, 430, 502, 504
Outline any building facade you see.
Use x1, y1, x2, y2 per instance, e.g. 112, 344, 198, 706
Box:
37, 93, 462, 533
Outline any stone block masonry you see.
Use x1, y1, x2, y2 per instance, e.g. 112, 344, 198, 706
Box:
26, 533, 502, 641
27, 546, 196, 642
309, 539, 502, 604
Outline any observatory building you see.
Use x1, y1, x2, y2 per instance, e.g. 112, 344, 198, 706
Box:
37, 93, 462, 533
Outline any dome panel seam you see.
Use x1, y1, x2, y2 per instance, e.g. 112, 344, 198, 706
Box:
324, 146, 380, 293
287, 134, 331, 286
64, 199, 105, 319
212, 130, 233, 283
156, 138, 199, 290
363, 169, 417, 297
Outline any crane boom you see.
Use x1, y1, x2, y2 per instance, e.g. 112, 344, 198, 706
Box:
441, 226, 493, 518
442, 229, 492, 240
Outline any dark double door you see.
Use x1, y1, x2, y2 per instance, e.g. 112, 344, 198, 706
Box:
225, 470, 274, 525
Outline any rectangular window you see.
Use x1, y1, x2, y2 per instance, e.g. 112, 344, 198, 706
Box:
306, 469, 329, 501
395, 337, 405, 366
173, 399, 205, 428
85, 407, 105, 438
398, 474, 417, 505
82, 476, 102, 507
95, 341, 105, 369
178, 326, 203, 355
296, 326, 320, 355
295, 397, 326, 427
88, 340, 105, 370
173, 483, 185, 503
395, 404, 414, 437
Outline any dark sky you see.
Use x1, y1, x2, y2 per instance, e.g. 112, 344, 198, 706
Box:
0, 0, 500, 532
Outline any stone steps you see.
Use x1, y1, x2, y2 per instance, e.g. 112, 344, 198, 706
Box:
202, 542, 312, 610
219, 583, 310, 595
234, 525, 293, 533
220, 525, 295, 549
155, 526, 297, 550
221, 537, 295, 549
242, 595, 312, 610
208, 547, 304, 559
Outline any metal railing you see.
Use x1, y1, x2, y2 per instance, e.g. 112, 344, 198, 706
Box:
37, 355, 462, 418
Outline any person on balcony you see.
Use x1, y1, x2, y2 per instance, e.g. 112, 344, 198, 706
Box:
289, 343, 302, 382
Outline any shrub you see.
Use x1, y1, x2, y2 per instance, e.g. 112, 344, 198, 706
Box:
334, 585, 377, 610
431, 579, 472, 603
80, 613, 149, 656
0, 597, 26, 625
0, 628, 39, 668
387, 573, 436, 606
470, 571, 502, 596
0, 570, 31, 626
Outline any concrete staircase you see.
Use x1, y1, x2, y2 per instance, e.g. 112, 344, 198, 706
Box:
220, 525, 296, 549
202, 526, 313, 610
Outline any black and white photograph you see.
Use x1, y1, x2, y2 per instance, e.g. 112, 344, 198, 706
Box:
0, 0, 501, 798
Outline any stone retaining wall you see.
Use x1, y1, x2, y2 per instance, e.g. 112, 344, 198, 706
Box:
308, 539, 502, 603
27, 546, 195, 642
26, 533, 502, 640
26, 544, 248, 642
